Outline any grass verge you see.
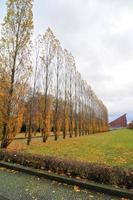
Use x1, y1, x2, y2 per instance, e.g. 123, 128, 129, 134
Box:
9, 128, 133, 168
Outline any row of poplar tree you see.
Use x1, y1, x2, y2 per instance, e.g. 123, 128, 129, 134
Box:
0, 0, 108, 148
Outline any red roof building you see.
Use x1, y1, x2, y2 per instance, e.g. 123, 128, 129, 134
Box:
109, 114, 127, 128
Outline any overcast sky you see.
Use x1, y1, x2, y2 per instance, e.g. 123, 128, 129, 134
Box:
0, 0, 133, 122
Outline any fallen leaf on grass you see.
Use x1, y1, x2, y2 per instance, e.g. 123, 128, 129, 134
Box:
11, 170, 18, 174
74, 186, 80, 192
0, 167, 5, 171
89, 195, 94, 198
63, 183, 68, 186
75, 176, 81, 180
51, 180, 56, 184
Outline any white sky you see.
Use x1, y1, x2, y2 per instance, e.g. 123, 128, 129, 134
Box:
0, 0, 133, 122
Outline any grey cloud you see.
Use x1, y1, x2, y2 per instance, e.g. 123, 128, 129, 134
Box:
36, 0, 133, 120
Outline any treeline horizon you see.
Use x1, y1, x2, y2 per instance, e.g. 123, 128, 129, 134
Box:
0, 0, 108, 148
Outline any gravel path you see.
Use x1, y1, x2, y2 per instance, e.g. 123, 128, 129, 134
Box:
0, 167, 120, 200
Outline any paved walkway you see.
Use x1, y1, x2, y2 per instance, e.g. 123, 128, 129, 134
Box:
0, 167, 120, 200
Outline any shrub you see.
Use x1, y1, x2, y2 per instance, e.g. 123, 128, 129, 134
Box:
0, 150, 132, 189
128, 121, 133, 129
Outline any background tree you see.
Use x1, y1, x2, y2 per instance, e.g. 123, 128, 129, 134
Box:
62, 49, 72, 139
27, 36, 41, 145
53, 39, 63, 140
128, 121, 133, 129
74, 68, 78, 137
40, 28, 56, 142
68, 53, 75, 138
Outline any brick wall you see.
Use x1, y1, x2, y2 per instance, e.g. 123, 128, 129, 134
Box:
109, 114, 127, 128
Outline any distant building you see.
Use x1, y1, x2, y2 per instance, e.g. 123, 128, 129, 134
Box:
109, 114, 127, 128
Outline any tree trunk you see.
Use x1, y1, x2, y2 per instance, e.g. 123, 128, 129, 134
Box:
1, 123, 9, 148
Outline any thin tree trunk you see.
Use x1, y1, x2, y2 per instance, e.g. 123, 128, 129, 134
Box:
1, 50, 17, 148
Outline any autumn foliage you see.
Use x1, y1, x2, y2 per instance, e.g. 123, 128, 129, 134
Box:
128, 121, 133, 129
0, 0, 108, 148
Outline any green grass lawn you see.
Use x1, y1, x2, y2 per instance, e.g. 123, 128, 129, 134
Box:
11, 129, 133, 168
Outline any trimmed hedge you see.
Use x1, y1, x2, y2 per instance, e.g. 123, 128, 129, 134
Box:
0, 150, 132, 189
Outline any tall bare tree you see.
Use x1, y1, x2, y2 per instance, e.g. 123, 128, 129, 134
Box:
68, 53, 75, 138
74, 69, 78, 137
0, 0, 33, 148
27, 36, 41, 145
53, 39, 63, 140
62, 49, 70, 139
40, 28, 56, 142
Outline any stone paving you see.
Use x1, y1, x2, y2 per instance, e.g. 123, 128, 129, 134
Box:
0, 167, 120, 200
